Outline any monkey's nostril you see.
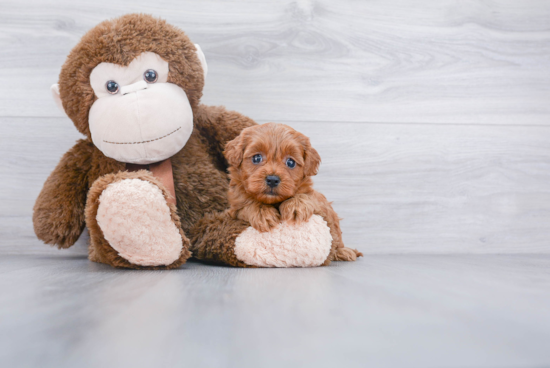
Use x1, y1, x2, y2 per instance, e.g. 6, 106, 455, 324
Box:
266, 175, 280, 188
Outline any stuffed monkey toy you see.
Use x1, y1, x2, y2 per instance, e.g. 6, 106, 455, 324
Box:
33, 14, 357, 269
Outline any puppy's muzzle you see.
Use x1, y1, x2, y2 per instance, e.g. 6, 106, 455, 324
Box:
266, 175, 280, 188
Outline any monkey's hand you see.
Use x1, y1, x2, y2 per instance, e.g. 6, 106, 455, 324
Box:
33, 140, 93, 249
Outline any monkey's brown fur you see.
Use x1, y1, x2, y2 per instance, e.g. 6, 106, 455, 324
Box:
188, 211, 255, 268
223, 123, 362, 263
33, 14, 256, 268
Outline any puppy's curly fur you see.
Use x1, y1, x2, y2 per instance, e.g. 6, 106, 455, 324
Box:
224, 123, 363, 262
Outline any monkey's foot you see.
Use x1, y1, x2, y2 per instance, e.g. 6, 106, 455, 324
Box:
190, 212, 336, 268
233, 215, 332, 267
96, 178, 182, 266
86, 171, 191, 269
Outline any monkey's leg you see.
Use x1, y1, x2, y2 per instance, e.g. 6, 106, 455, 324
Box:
85, 170, 191, 269
189, 211, 334, 268
188, 211, 253, 267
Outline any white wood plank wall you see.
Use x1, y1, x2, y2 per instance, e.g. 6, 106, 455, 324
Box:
1, 0, 549, 254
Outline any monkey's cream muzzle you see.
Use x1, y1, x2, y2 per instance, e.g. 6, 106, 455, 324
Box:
87, 52, 195, 165
120, 80, 148, 95
89, 80, 193, 165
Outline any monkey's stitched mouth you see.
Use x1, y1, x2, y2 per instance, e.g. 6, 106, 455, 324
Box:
103, 127, 181, 145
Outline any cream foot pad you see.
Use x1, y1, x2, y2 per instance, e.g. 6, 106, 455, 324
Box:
96, 178, 183, 266
234, 215, 332, 267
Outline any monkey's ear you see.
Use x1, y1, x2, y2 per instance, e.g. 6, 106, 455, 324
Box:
224, 135, 245, 168
194, 44, 208, 79
50, 84, 68, 117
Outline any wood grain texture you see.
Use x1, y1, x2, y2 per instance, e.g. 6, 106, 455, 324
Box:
1, 1, 550, 254
0, 0, 549, 124
1, 255, 549, 367
2, 117, 550, 254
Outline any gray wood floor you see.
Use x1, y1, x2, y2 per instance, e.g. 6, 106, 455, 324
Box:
2, 1, 550, 367
1, 254, 550, 368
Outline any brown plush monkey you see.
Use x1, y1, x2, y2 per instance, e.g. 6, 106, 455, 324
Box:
34, 14, 353, 269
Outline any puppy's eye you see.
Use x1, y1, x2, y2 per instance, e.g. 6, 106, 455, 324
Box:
144, 69, 158, 83
286, 158, 296, 168
105, 80, 119, 94
252, 154, 263, 164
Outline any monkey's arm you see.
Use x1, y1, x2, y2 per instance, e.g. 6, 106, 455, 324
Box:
194, 104, 257, 168
33, 139, 94, 248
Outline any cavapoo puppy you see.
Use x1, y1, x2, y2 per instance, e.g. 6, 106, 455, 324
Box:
224, 123, 362, 261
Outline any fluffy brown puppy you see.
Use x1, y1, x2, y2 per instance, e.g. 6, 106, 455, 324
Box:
224, 123, 363, 262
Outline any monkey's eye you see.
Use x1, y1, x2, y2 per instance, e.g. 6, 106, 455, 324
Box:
105, 80, 119, 94
143, 69, 158, 83
252, 154, 263, 164
286, 158, 296, 169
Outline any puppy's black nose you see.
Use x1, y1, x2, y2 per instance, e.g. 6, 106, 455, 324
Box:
266, 175, 280, 188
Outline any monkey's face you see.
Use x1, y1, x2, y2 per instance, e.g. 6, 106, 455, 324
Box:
88, 52, 194, 164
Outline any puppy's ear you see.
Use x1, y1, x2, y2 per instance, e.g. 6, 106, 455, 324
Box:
304, 143, 321, 177
224, 135, 245, 167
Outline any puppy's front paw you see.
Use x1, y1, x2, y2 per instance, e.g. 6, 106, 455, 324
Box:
249, 205, 281, 232
280, 195, 315, 224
